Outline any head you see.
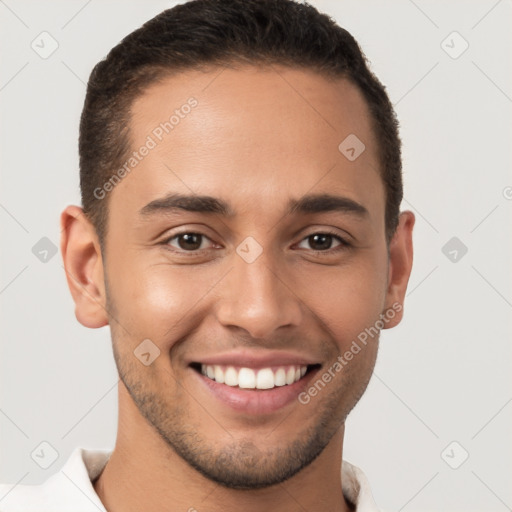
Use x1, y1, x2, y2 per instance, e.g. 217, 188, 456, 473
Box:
79, 0, 404, 252
62, 0, 414, 490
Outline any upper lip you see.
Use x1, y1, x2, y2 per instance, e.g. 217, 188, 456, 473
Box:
188, 349, 320, 369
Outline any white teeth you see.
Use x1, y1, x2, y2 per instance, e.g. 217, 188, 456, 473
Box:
199, 364, 308, 389
256, 368, 274, 389
274, 368, 286, 386
214, 365, 225, 384
238, 368, 256, 389
224, 366, 238, 387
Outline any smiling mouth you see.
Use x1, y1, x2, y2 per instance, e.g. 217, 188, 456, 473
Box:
190, 363, 321, 390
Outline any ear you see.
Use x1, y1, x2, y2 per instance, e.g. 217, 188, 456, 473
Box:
382, 210, 415, 329
60, 205, 109, 329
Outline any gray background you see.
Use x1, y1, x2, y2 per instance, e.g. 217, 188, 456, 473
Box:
1, 0, 511, 510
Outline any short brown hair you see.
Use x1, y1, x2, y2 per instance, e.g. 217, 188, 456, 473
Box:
79, 0, 403, 250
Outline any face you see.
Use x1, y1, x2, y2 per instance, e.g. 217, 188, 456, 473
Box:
69, 65, 411, 489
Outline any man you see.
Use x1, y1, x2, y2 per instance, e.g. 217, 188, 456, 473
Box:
0, 0, 414, 510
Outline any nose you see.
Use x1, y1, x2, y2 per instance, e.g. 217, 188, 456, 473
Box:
215, 247, 303, 340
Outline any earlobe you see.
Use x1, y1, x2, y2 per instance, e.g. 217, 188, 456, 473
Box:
382, 210, 415, 329
60, 205, 109, 329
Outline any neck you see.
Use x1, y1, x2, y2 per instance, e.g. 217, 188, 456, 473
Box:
93, 384, 353, 512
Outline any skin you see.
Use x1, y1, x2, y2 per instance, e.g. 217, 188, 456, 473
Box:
60, 64, 414, 512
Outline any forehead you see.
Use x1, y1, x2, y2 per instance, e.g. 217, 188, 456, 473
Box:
110, 65, 383, 225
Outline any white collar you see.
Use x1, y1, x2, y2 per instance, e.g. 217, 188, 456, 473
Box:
0, 447, 381, 511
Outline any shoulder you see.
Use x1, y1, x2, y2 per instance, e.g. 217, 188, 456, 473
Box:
0, 447, 111, 512
342, 459, 384, 512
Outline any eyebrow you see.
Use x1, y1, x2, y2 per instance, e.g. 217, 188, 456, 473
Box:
139, 192, 369, 219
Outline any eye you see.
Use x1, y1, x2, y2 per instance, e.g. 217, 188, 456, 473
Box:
165, 232, 215, 252
161, 230, 350, 255
296, 231, 349, 252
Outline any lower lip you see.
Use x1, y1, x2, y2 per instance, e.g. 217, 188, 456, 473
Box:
192, 367, 320, 415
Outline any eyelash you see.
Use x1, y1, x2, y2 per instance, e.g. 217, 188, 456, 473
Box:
160, 229, 351, 256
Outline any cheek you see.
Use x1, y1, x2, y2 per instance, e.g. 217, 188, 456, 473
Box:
108, 258, 219, 344
299, 255, 388, 347
107, 240, 388, 352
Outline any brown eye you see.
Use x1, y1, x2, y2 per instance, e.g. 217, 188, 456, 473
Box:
167, 232, 211, 251
309, 234, 334, 251
296, 232, 348, 252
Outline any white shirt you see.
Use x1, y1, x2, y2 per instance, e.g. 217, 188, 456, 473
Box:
0, 447, 382, 511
